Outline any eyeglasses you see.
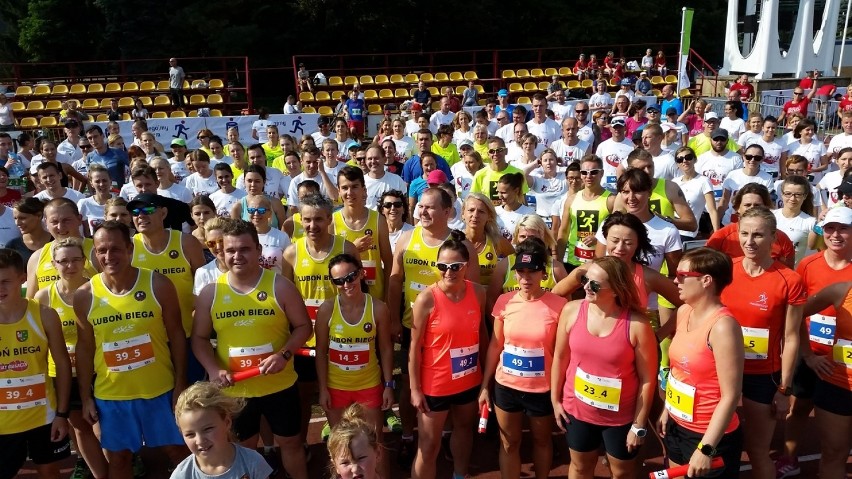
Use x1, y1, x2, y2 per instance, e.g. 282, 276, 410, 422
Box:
55, 257, 85, 267
355, 156, 366, 161
80, 145, 93, 150
782, 191, 805, 199
205, 239, 223, 249
382, 201, 403, 209
580, 169, 601, 176
246, 207, 268, 215
436, 262, 465, 272
130, 205, 157, 216
330, 269, 360, 286
675, 270, 704, 281
786, 168, 807, 175
488, 148, 507, 154
579, 275, 607, 293
675, 153, 695, 163
743, 154, 763, 162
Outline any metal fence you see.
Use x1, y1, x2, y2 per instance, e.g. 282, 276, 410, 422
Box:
702, 96, 843, 140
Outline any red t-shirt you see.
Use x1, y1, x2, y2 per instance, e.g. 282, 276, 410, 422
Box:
721, 258, 807, 375
798, 77, 814, 89
604, 56, 616, 69
816, 84, 836, 97
840, 98, 852, 113
783, 98, 810, 117
573, 60, 588, 72
705, 223, 796, 266
729, 82, 754, 101
796, 252, 852, 355
0, 189, 21, 208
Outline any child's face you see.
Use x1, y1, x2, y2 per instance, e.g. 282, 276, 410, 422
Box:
178, 409, 232, 460
334, 434, 379, 479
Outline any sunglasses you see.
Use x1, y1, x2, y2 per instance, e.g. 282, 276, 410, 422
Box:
246, 207, 268, 215
580, 275, 606, 293
382, 201, 403, 209
675, 270, 704, 280
331, 269, 360, 286
675, 153, 695, 163
743, 154, 763, 162
130, 205, 157, 216
436, 262, 465, 272
80, 144, 93, 150
198, 136, 209, 140
205, 239, 223, 249
580, 169, 601, 176
575, 109, 588, 113
488, 148, 507, 154
793, 92, 804, 95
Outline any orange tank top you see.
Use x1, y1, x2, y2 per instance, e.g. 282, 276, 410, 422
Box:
827, 285, 852, 391
419, 280, 482, 396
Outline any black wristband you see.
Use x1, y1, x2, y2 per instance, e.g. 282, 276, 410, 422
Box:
55, 410, 70, 419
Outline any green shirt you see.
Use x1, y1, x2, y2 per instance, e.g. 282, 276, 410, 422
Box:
470, 164, 528, 205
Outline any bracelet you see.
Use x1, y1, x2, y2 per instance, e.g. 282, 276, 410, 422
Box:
55, 410, 70, 419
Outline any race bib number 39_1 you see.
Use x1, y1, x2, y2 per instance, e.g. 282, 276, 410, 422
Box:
229, 344, 273, 372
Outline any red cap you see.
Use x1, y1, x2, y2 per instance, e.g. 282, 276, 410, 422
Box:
427, 170, 448, 185
410, 103, 423, 111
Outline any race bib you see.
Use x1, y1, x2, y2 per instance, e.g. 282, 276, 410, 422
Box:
573, 244, 595, 262
67, 344, 76, 374
501, 344, 545, 377
228, 343, 273, 372
103, 334, 155, 372
0, 374, 47, 410
450, 345, 478, 380
329, 340, 370, 371
574, 366, 622, 411
832, 339, 852, 369
809, 314, 836, 346
742, 326, 769, 360
665, 373, 696, 423
305, 299, 323, 320
362, 260, 377, 285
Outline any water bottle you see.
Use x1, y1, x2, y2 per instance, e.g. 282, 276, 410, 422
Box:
6, 155, 27, 194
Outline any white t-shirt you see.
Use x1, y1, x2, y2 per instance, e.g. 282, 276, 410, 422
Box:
258, 228, 291, 275
236, 167, 288, 200
0, 206, 19, 246
57, 139, 83, 163
695, 150, 743, 202
549, 139, 590, 165
452, 129, 473, 146
311, 131, 334, 145
577, 122, 594, 144
772, 209, 816, 266
389, 223, 415, 254
209, 188, 247, 217
827, 132, 852, 157
526, 118, 561, 146
287, 172, 332, 207
506, 143, 545, 164
29, 153, 73, 174
169, 158, 191, 184
672, 175, 713, 237
405, 119, 422, 137
496, 204, 535, 240
720, 169, 773, 223
596, 137, 635, 190
193, 259, 226, 295
77, 196, 109, 234
652, 152, 679, 180
182, 172, 219, 196
451, 163, 477, 200
588, 93, 613, 111
720, 117, 746, 141
737, 130, 762, 149
429, 110, 455, 131
817, 170, 845, 209
495, 123, 517, 144
785, 140, 827, 183
528, 175, 568, 227
119, 182, 138, 201
780, 131, 796, 148
158, 182, 193, 203
391, 136, 415, 160
35, 188, 85, 203
753, 137, 785, 177
364, 172, 407, 210
0, 103, 13, 126
550, 101, 573, 121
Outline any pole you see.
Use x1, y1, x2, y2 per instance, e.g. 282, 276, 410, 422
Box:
677, 7, 686, 94
838, 0, 851, 76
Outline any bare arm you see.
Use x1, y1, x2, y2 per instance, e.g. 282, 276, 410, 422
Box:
485, 258, 508, 320
73, 285, 97, 424
409, 288, 434, 413
703, 191, 721, 232
551, 300, 579, 430
276, 275, 314, 354
282, 244, 296, 282
191, 284, 225, 382
314, 301, 333, 409
377, 219, 393, 294
551, 265, 585, 298
668, 181, 697, 232
154, 273, 187, 398
386, 230, 411, 338
556, 193, 575, 260
25, 249, 41, 298
628, 315, 659, 450
182, 232, 207, 274
780, 304, 803, 389
464, 240, 480, 284
698, 316, 744, 452
317, 167, 339, 201
374, 299, 395, 410
41, 305, 71, 421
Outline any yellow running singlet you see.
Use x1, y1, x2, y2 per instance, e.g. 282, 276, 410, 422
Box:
477, 237, 499, 286
401, 227, 448, 329
47, 283, 78, 378
327, 295, 380, 391
294, 236, 345, 347
34, 239, 98, 292
333, 209, 385, 298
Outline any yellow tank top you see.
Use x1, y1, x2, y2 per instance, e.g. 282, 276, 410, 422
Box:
88, 269, 175, 400
131, 230, 194, 337
0, 299, 57, 434
294, 235, 345, 347
47, 283, 78, 378
649, 179, 675, 218
566, 190, 611, 265
477, 237, 499, 286
35, 239, 98, 292
212, 269, 296, 398
333, 208, 384, 299
291, 213, 305, 241
327, 295, 380, 391
502, 255, 557, 293
401, 227, 448, 328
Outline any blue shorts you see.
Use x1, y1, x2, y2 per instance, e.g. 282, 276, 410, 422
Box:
95, 390, 183, 452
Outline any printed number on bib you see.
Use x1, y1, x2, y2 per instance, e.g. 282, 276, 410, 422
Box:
742, 326, 769, 360
67, 344, 77, 374
809, 314, 836, 346
103, 334, 155, 372
502, 344, 545, 377
573, 244, 595, 261
450, 345, 478, 380
574, 366, 622, 411
329, 340, 370, 371
362, 260, 377, 285
0, 374, 47, 410
833, 339, 852, 369
229, 344, 273, 372
665, 373, 696, 423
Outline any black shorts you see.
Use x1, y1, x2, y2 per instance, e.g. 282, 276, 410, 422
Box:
564, 414, 637, 461
395, 326, 412, 376
0, 423, 71, 479
813, 378, 852, 416
494, 382, 552, 417
742, 371, 781, 405
294, 353, 317, 383
790, 358, 818, 400
424, 386, 479, 412
234, 384, 302, 439
664, 421, 743, 478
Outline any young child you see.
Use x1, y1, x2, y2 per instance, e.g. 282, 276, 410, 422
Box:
171, 382, 273, 479
327, 403, 382, 479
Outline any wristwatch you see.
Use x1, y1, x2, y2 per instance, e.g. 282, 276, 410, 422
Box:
281, 350, 293, 361
630, 424, 647, 438
384, 380, 396, 389
777, 385, 792, 396
697, 442, 717, 457
55, 410, 69, 419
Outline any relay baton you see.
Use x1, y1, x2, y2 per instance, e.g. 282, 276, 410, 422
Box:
649, 457, 724, 478
477, 403, 489, 434
232, 367, 261, 382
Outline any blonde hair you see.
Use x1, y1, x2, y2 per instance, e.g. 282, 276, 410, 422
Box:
204, 217, 233, 233
52, 236, 84, 257
327, 403, 379, 477
174, 382, 244, 440
513, 214, 555, 251
463, 193, 503, 245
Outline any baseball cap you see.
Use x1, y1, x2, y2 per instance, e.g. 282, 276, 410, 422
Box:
381, 136, 395, 144
457, 139, 474, 150
647, 105, 660, 113
660, 122, 674, 133
511, 251, 547, 272
666, 107, 678, 116
426, 170, 448, 185
710, 128, 729, 140
818, 206, 852, 227
317, 116, 331, 126
498, 89, 509, 98
410, 102, 422, 111
620, 79, 631, 86
126, 193, 167, 212
171, 138, 187, 147
640, 71, 647, 76
610, 117, 626, 127
837, 179, 852, 196
704, 112, 719, 122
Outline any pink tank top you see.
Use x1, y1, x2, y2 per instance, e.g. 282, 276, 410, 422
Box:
633, 262, 648, 310
420, 280, 482, 396
563, 301, 637, 426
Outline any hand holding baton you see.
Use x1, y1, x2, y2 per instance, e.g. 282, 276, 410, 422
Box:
649, 457, 724, 479
477, 403, 489, 434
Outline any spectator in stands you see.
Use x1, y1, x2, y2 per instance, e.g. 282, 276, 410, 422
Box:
412, 81, 431, 110
429, 97, 455, 132
0, 94, 14, 132
588, 81, 613, 114
496, 89, 513, 117
344, 91, 366, 140
659, 84, 684, 116
653, 50, 667, 76
636, 71, 652, 95
573, 53, 589, 80
780, 83, 817, 126
641, 48, 654, 71
168, 57, 186, 108
283, 95, 299, 114
614, 79, 635, 103
798, 69, 820, 90
729, 74, 755, 102
252, 107, 271, 142
351, 82, 365, 100
462, 80, 478, 107
105, 98, 121, 122
85, 124, 129, 186
442, 87, 461, 113
297, 63, 313, 92
131, 98, 148, 120
58, 119, 83, 163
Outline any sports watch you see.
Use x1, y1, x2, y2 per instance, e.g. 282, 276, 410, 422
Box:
698, 442, 717, 457
281, 350, 293, 361
630, 424, 647, 438
384, 380, 396, 389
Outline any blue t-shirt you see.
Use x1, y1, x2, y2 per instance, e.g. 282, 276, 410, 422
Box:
401, 154, 453, 184
345, 99, 365, 122
86, 147, 129, 185
660, 98, 684, 117
408, 177, 430, 201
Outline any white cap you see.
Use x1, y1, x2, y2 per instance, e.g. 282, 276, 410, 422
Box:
704, 112, 719, 121
819, 206, 852, 228
661, 122, 675, 133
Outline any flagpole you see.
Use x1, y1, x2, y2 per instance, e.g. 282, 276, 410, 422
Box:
678, 7, 687, 94
838, 0, 851, 76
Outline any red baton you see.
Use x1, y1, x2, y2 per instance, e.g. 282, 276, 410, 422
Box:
649, 457, 724, 479
232, 367, 261, 382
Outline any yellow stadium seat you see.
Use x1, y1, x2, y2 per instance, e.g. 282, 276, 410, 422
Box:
363, 90, 378, 100
455, 85, 466, 95
156, 80, 170, 91
139, 81, 156, 92
105, 83, 121, 93
33, 85, 51, 96
665, 75, 678, 84
302, 106, 316, 113
39, 117, 57, 127
154, 95, 171, 106
609, 79, 618, 88
69, 84, 86, 95
394, 88, 409, 99
15, 86, 32, 96
118, 97, 134, 108
427, 87, 440, 96
10, 102, 25, 112
434, 72, 449, 82
123, 82, 139, 92
538, 81, 550, 90
463, 71, 478, 81
544, 68, 558, 77
26, 101, 44, 112
182, 80, 190, 89
315, 91, 331, 102
344, 76, 358, 86
449, 72, 463, 81
210, 109, 222, 117
517, 96, 531, 104
431, 101, 440, 111
18, 117, 38, 128
478, 99, 486, 106
189, 94, 206, 106
559, 81, 567, 89
502, 70, 516, 79
420, 73, 434, 83
51, 85, 68, 95
170, 111, 187, 118
680, 89, 693, 98
207, 94, 223, 105
209, 79, 224, 89
530, 68, 544, 78
475, 85, 484, 93
331, 91, 344, 101
45, 100, 62, 111
404, 73, 418, 83
329, 76, 343, 87
581, 79, 593, 88
367, 104, 383, 114
559, 67, 572, 76
375, 75, 389, 85
82, 99, 99, 110
318, 106, 333, 115
409, 88, 417, 97
189, 110, 198, 118
379, 89, 393, 99
523, 82, 538, 92
567, 80, 581, 89
516, 69, 530, 79
139, 96, 153, 106
651, 75, 665, 86
508, 83, 523, 93
99, 98, 112, 108
121, 113, 131, 121
389, 74, 404, 84
88, 84, 104, 94
359, 75, 374, 85
651, 89, 662, 97
191, 80, 206, 88
299, 91, 314, 102
151, 111, 167, 118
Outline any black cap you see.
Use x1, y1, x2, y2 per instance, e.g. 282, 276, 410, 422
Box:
710, 128, 729, 140
511, 251, 547, 272
317, 116, 331, 126
126, 193, 167, 212
666, 107, 678, 116
838, 179, 852, 196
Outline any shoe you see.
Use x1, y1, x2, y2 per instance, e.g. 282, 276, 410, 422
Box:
397, 438, 415, 468
441, 433, 453, 462
776, 456, 801, 478
261, 449, 281, 477
385, 410, 403, 433
70, 457, 89, 479
132, 454, 146, 478
321, 421, 332, 442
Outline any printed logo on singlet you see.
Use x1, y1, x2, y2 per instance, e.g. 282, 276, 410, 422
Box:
16, 330, 28, 342
134, 291, 146, 301
577, 210, 599, 239
0, 360, 28, 372
168, 250, 179, 259
750, 292, 769, 311
650, 199, 662, 215
363, 322, 373, 333
485, 252, 493, 260
257, 291, 267, 301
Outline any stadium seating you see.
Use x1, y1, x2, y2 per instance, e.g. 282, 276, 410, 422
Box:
69, 84, 87, 95
516, 69, 530, 79
45, 100, 62, 111
189, 94, 206, 106
10, 102, 25, 112
18, 117, 37, 128
450, 72, 463, 81
123, 82, 139, 92
318, 106, 334, 115
329, 76, 343, 87
207, 94, 224, 105
170, 111, 186, 118
363, 90, 378, 100
15, 86, 32, 96
315, 91, 331, 101
302, 106, 316, 113
434, 72, 449, 82
359, 75, 374, 85
375, 75, 389, 85
530, 68, 544, 78
389, 74, 404, 84
105, 83, 121, 93
118, 97, 134, 108
26, 101, 44, 112
52, 85, 69, 95
209, 79, 225, 89
151, 111, 167, 118
33, 85, 51, 96
88, 84, 104, 94
82, 99, 100, 110
299, 92, 314, 102
39, 117, 57, 127
463, 71, 478, 80
502, 70, 516, 79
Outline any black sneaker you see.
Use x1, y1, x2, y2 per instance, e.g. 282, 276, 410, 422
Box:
397, 438, 415, 468
261, 449, 281, 477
